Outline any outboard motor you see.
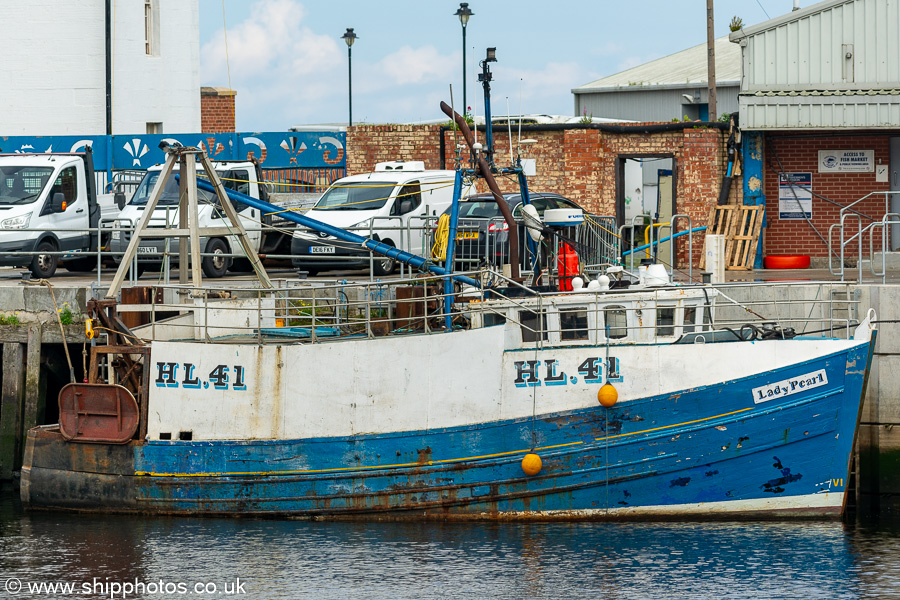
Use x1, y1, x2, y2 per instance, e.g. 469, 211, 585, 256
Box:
521, 206, 585, 291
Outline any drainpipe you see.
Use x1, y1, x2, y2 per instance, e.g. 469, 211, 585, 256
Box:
105, 0, 112, 136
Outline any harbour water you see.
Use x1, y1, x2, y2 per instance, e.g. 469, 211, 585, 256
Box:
2, 495, 900, 599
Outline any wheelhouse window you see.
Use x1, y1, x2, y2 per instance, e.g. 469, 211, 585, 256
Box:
683, 306, 697, 334
519, 310, 547, 343
657, 307, 675, 337
559, 308, 589, 341
603, 306, 628, 339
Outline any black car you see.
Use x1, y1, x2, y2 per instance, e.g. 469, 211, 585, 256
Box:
436, 192, 584, 268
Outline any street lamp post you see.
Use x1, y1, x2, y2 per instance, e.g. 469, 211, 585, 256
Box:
341, 28, 358, 127
454, 3, 473, 115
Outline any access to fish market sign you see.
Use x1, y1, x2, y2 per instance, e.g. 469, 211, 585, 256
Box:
818, 150, 874, 173
778, 172, 812, 220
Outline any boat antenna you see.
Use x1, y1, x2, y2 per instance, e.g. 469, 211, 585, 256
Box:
506, 97, 514, 165
517, 78, 523, 158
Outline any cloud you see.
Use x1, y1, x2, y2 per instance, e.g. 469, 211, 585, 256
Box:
485, 62, 584, 116
200, 0, 342, 95
377, 46, 457, 86
199, 0, 354, 127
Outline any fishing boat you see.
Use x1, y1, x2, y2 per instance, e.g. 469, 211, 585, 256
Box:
20, 52, 876, 520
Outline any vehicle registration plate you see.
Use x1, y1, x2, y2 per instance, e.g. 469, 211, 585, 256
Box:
310, 246, 335, 254
136, 246, 157, 254
456, 231, 479, 240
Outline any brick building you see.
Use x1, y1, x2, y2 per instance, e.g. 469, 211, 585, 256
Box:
731, 0, 900, 265
348, 122, 732, 268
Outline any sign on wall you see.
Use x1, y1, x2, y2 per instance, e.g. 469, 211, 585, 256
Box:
779, 172, 812, 220
818, 150, 874, 173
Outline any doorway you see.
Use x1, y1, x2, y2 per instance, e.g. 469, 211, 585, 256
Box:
616, 155, 675, 263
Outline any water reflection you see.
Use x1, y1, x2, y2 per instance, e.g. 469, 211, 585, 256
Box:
2, 494, 900, 599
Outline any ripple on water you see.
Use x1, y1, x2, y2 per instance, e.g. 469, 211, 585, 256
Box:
2, 497, 899, 599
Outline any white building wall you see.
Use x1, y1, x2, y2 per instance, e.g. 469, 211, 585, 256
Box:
0, 0, 199, 136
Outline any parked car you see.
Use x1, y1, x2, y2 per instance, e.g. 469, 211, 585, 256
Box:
436, 192, 584, 268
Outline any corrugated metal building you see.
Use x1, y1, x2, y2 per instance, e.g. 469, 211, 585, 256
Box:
730, 0, 900, 262
571, 36, 740, 122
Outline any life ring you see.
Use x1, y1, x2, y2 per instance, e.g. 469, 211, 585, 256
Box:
764, 255, 810, 269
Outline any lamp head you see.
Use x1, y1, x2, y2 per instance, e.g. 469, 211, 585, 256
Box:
341, 28, 358, 48
454, 3, 473, 26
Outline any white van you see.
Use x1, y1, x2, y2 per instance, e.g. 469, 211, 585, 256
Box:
291, 161, 473, 275
0, 150, 118, 278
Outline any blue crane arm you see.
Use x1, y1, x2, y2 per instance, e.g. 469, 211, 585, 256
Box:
186, 176, 480, 287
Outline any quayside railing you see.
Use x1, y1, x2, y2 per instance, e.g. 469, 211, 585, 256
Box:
828, 190, 900, 283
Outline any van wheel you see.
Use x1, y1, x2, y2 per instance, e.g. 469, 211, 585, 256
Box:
372, 242, 396, 276
202, 238, 230, 278
30, 241, 58, 278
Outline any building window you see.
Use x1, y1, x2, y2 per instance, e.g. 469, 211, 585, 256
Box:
145, 0, 159, 56
146, 122, 163, 134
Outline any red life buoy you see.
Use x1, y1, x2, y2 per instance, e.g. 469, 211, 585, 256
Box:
764, 255, 811, 269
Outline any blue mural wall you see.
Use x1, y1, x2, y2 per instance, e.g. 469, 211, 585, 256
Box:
0, 131, 346, 172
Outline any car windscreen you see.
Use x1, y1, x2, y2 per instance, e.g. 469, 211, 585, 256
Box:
0, 166, 54, 205
129, 170, 221, 206
447, 201, 506, 219
315, 181, 394, 211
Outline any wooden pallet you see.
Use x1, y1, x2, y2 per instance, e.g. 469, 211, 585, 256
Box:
700, 205, 766, 270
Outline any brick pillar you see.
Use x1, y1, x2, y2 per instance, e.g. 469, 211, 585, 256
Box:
200, 87, 237, 132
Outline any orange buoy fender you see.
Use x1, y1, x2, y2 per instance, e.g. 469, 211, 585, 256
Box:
521, 453, 542, 476
597, 383, 618, 407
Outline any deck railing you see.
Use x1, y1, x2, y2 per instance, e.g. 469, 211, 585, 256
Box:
109, 273, 863, 347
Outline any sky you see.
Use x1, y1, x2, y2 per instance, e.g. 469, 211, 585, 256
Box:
198, 0, 817, 131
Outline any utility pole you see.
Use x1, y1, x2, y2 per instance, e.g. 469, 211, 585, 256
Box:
706, 0, 717, 121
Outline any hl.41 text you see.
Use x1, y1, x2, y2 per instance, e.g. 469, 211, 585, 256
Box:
514, 357, 623, 388
155, 361, 247, 391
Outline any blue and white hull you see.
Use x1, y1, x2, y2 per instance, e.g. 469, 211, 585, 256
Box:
21, 321, 874, 519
